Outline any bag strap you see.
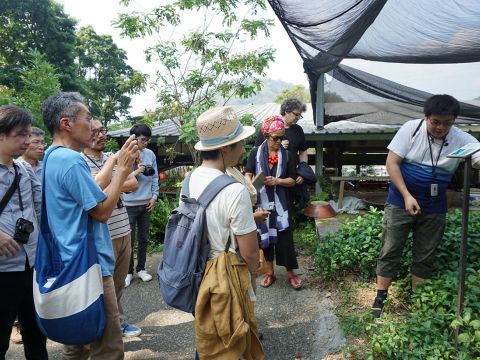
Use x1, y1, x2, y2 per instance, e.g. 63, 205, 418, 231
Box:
196, 174, 237, 208
41, 147, 95, 273
0, 165, 19, 216
181, 172, 192, 198
412, 119, 424, 139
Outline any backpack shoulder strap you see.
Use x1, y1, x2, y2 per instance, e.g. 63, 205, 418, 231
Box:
181, 172, 192, 198
197, 174, 237, 209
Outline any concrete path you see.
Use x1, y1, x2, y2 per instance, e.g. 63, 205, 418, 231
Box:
6, 253, 344, 360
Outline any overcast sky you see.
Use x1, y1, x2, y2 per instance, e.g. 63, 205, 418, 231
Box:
60, 0, 480, 116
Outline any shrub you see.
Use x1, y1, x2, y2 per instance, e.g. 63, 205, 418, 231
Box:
148, 196, 177, 251
371, 269, 480, 359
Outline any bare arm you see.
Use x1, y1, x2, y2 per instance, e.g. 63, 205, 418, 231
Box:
298, 150, 308, 163
236, 230, 260, 292
89, 136, 139, 222
92, 155, 116, 190
386, 150, 420, 216
120, 172, 138, 192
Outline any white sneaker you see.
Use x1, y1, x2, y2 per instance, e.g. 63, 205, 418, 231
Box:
137, 270, 152, 282
125, 274, 133, 288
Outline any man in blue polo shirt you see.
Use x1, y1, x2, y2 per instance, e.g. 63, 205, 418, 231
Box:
371, 94, 480, 318
41, 92, 139, 358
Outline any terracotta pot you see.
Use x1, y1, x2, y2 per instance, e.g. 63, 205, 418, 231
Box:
304, 201, 336, 218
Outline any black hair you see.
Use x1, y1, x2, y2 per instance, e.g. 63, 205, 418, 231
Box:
424, 94, 460, 118
280, 98, 307, 116
130, 124, 152, 137
41, 92, 85, 135
199, 142, 238, 161
0, 105, 33, 135
199, 149, 220, 161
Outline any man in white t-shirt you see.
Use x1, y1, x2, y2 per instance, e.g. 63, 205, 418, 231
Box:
371, 94, 480, 318
190, 106, 263, 359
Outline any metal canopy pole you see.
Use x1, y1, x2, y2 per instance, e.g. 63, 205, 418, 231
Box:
315, 74, 325, 193
455, 158, 472, 342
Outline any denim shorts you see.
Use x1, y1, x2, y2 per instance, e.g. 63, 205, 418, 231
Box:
376, 203, 446, 279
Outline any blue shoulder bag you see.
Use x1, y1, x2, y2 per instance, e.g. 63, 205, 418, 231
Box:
33, 146, 106, 345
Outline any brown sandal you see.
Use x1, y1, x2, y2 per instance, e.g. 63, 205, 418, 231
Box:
260, 273, 276, 288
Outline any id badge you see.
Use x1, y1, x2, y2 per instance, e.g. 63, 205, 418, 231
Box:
431, 183, 438, 197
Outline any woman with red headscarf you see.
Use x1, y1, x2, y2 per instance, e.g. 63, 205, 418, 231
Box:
245, 115, 302, 289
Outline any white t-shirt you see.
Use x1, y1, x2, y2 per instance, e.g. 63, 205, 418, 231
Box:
388, 118, 480, 173
387, 118, 480, 213
186, 166, 257, 260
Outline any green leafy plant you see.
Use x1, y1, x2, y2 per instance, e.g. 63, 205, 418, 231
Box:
293, 221, 318, 253
311, 209, 480, 359
148, 196, 177, 252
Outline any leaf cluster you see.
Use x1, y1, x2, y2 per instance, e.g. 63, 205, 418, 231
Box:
114, 0, 275, 161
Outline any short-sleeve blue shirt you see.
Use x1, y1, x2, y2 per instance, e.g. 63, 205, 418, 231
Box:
43, 146, 114, 276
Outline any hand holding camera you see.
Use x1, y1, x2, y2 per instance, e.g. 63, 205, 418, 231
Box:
117, 135, 140, 176
0, 230, 21, 257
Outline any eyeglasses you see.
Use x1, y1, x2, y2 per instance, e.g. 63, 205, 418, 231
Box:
92, 128, 107, 136
30, 140, 45, 147
292, 112, 303, 119
269, 135, 286, 142
137, 137, 150, 144
428, 118, 454, 127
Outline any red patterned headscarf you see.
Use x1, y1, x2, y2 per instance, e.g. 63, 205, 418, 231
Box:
261, 115, 285, 135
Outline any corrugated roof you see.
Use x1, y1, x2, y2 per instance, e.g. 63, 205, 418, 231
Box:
108, 102, 480, 138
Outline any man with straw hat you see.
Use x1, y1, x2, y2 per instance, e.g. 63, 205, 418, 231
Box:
191, 106, 264, 360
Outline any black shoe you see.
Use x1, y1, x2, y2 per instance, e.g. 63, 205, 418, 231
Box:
370, 296, 386, 318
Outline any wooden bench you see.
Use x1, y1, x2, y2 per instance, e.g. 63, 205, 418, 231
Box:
329, 176, 390, 209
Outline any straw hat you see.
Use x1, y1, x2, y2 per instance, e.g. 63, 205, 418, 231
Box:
194, 106, 255, 151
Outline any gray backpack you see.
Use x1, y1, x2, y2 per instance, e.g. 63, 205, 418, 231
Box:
157, 172, 237, 313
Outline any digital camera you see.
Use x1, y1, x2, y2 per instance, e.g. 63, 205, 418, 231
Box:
143, 165, 155, 176
13, 218, 34, 244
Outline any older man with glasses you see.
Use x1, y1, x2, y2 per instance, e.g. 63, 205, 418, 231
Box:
82, 119, 144, 337
18, 127, 45, 181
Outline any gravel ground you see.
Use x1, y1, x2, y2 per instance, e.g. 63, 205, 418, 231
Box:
6, 253, 344, 360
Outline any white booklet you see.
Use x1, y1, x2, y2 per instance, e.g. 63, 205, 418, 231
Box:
447, 143, 480, 158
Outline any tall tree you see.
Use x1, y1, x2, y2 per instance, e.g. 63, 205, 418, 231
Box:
274, 85, 310, 104
0, 0, 79, 91
16, 51, 61, 132
75, 26, 147, 125
115, 0, 275, 162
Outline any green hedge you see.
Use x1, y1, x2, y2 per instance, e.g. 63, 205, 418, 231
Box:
312, 208, 480, 359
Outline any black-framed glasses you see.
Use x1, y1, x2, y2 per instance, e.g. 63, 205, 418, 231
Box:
269, 135, 286, 142
137, 136, 150, 144
292, 112, 303, 119
92, 128, 107, 136
428, 118, 454, 128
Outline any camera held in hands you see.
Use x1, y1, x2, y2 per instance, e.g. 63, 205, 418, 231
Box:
142, 165, 155, 176
13, 218, 34, 244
